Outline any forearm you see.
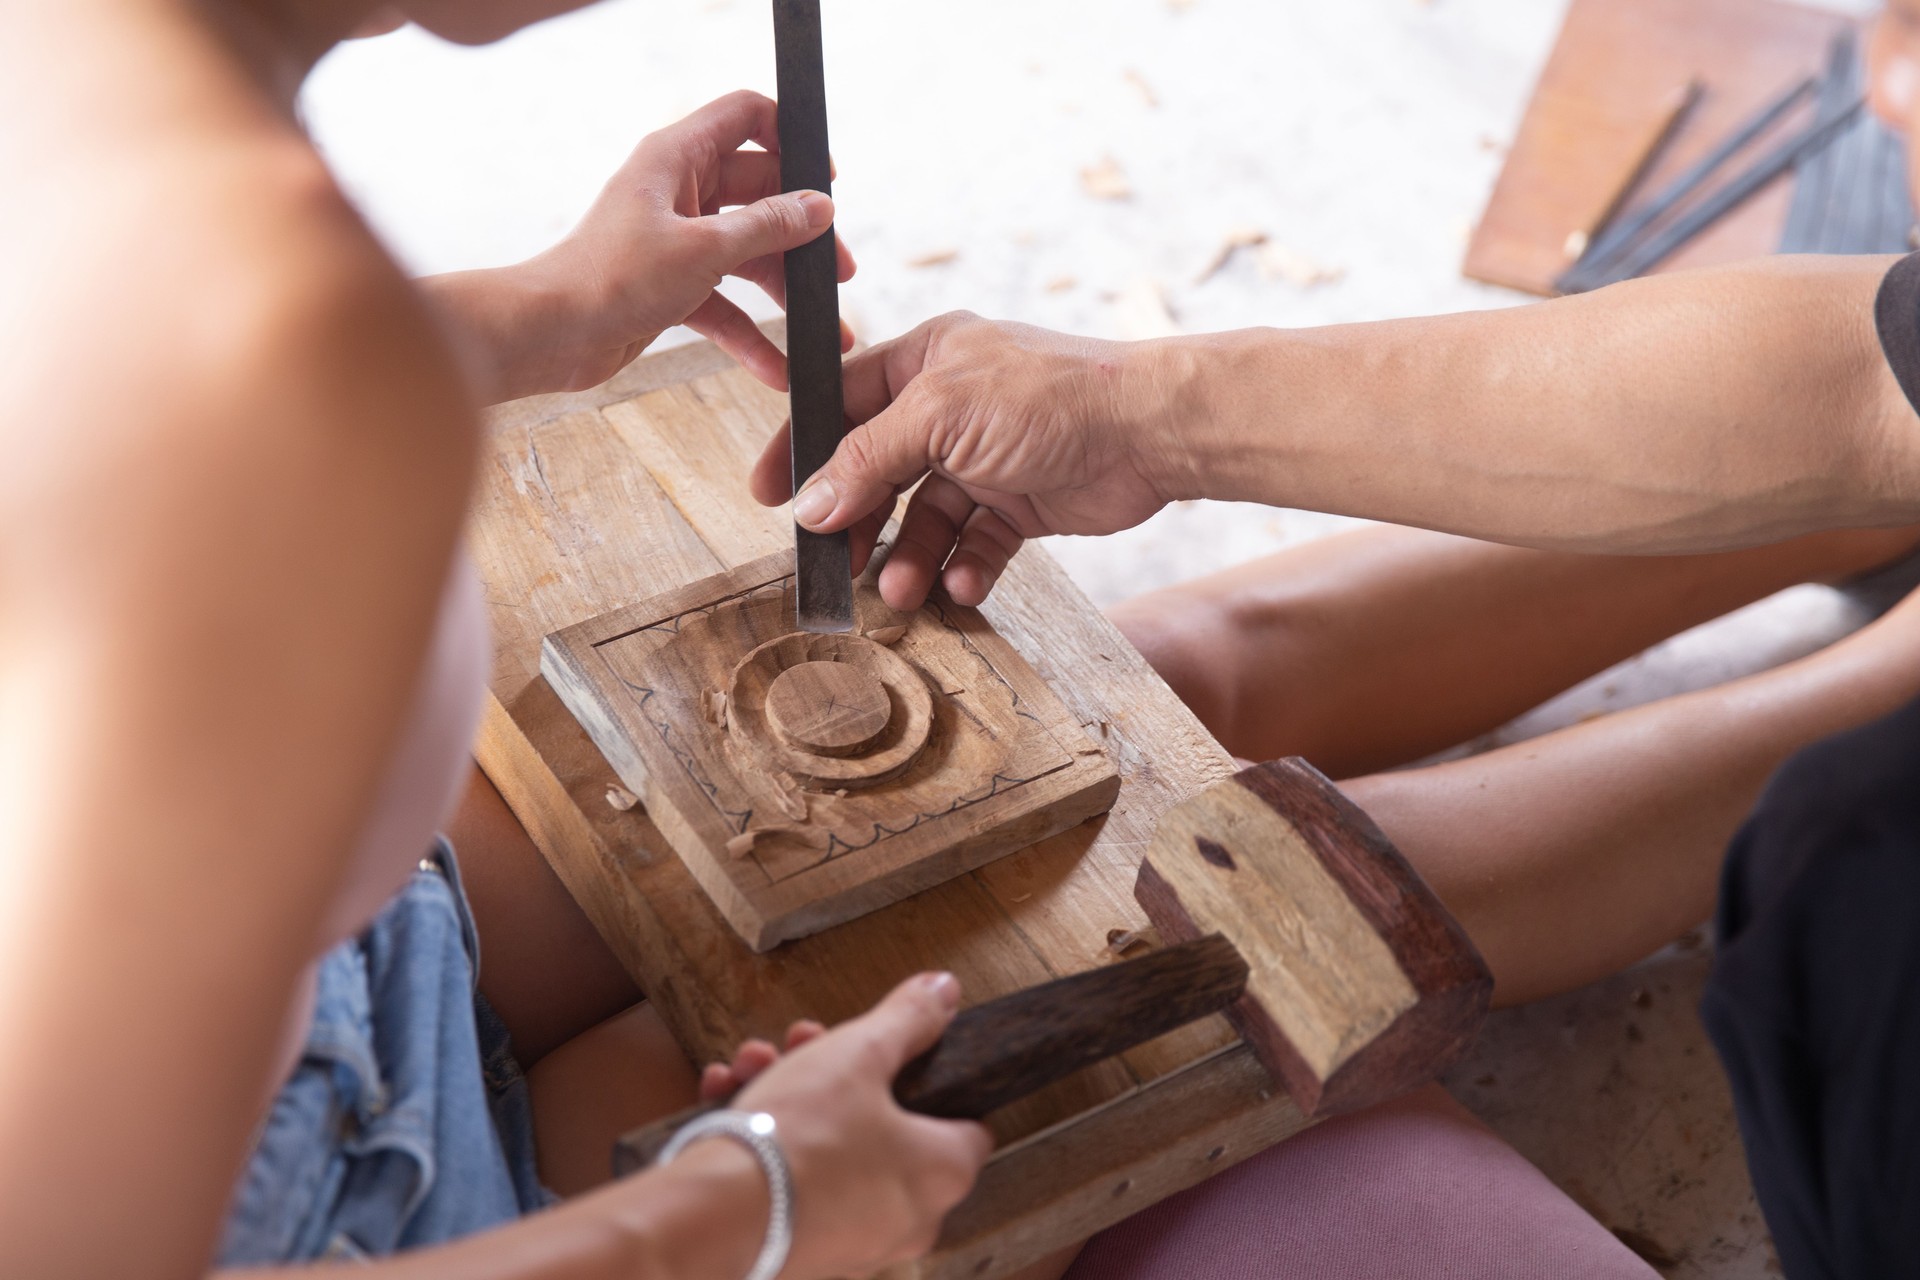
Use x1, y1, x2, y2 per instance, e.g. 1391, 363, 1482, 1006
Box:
423, 253, 650, 406
221, 1143, 768, 1280
1147, 255, 1920, 553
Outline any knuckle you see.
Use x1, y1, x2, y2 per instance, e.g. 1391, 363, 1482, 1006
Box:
835, 426, 879, 478
759, 197, 803, 241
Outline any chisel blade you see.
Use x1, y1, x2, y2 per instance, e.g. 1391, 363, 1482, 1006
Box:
773, 0, 853, 633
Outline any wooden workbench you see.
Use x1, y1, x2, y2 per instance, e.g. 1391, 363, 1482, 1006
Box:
470, 328, 1309, 1278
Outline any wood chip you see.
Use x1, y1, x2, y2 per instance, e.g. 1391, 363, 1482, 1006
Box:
865, 624, 908, 646
1080, 155, 1132, 201
1044, 274, 1077, 293
1123, 68, 1159, 109
1112, 277, 1181, 340
1106, 927, 1153, 958
1255, 243, 1345, 289
704, 689, 729, 727
1195, 226, 1269, 284
1011, 892, 1033, 904
907, 247, 959, 269
605, 785, 640, 812
727, 824, 830, 859
771, 777, 809, 821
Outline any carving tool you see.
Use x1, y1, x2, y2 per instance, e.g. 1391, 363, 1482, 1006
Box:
773, 0, 853, 633
1557, 71, 1818, 292
614, 759, 1492, 1174
1561, 79, 1703, 264
1580, 90, 1862, 289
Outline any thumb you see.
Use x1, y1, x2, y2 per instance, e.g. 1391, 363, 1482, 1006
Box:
850, 972, 963, 1080
791, 394, 940, 534
705, 189, 835, 272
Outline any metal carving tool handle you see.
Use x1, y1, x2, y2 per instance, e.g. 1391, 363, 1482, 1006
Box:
774, 0, 854, 633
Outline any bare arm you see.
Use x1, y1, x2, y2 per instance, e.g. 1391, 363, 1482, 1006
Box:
216, 976, 989, 1280
753, 256, 1920, 608
1164, 254, 1920, 551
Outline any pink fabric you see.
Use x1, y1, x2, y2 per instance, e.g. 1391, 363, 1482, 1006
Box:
1065, 1084, 1655, 1280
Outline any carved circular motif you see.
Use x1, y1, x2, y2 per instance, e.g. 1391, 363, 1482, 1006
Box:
765, 660, 891, 756
728, 633, 934, 789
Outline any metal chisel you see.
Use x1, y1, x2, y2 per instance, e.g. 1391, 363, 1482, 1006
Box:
773, 0, 853, 632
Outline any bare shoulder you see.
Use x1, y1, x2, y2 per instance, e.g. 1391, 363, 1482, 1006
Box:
0, 107, 477, 619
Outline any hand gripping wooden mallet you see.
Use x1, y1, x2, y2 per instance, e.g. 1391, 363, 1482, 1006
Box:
614, 759, 1492, 1173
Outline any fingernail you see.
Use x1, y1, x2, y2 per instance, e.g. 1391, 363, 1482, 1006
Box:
797, 190, 834, 228
917, 971, 961, 1009
792, 476, 836, 528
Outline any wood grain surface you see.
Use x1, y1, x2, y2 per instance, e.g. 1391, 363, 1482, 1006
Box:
1137, 760, 1492, 1118
541, 550, 1120, 950
612, 934, 1250, 1173
1465, 0, 1853, 296
472, 325, 1307, 1276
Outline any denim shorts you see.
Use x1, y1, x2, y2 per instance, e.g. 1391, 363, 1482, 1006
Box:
217, 840, 556, 1264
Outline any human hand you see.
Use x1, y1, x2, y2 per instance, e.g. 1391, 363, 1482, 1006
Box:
728, 973, 991, 1279
749, 312, 1180, 611
695, 1019, 826, 1102
531, 89, 856, 392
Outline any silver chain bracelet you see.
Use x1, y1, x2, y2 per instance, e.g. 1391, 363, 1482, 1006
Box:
654, 1109, 795, 1280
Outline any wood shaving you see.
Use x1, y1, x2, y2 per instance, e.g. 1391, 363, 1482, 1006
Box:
1044, 275, 1077, 293
605, 786, 640, 812
907, 247, 959, 269
1255, 243, 1345, 289
771, 776, 809, 821
1112, 277, 1181, 340
1106, 927, 1153, 958
1195, 226, 1269, 284
865, 624, 908, 646
1011, 892, 1032, 904
1080, 155, 1132, 201
703, 689, 729, 727
832, 788, 849, 799
1123, 68, 1159, 109
727, 824, 830, 860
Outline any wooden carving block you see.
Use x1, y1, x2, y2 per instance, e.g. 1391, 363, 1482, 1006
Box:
542, 548, 1122, 951
1134, 759, 1491, 1117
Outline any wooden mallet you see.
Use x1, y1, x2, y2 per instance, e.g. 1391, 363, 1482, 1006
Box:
614, 759, 1491, 1173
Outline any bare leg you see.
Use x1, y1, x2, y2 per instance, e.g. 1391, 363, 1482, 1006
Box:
445, 767, 642, 1066
1111, 523, 1920, 776
1344, 588, 1920, 1005
526, 1002, 701, 1197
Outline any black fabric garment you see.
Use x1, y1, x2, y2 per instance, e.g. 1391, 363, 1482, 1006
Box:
1699, 251, 1920, 1279
1702, 695, 1920, 1280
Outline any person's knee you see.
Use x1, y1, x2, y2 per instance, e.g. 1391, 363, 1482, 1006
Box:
1107, 590, 1240, 733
